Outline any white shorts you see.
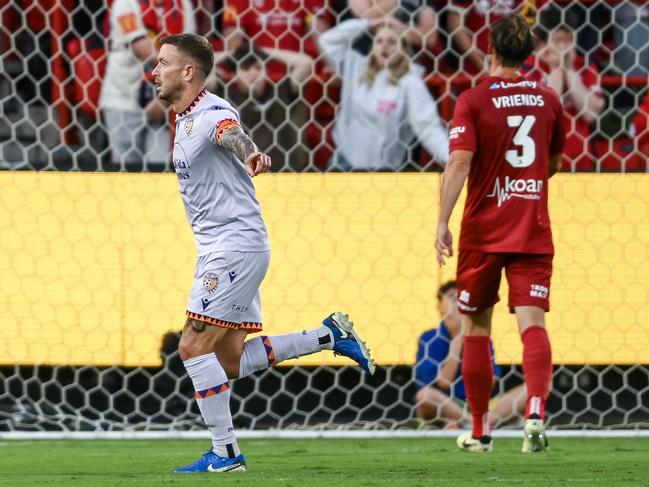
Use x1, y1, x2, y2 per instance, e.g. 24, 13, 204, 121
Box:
186, 250, 270, 332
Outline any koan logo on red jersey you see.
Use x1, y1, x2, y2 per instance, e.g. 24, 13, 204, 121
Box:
487, 176, 543, 207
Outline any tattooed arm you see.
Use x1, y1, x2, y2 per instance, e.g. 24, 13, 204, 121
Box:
216, 119, 257, 162
215, 119, 271, 176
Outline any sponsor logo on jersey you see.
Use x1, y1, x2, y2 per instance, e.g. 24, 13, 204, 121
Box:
458, 290, 477, 312
202, 273, 218, 293
173, 142, 191, 180
530, 284, 549, 298
489, 80, 538, 90
228, 271, 238, 283
449, 125, 466, 140
487, 177, 543, 207
184, 116, 194, 135
231, 304, 249, 313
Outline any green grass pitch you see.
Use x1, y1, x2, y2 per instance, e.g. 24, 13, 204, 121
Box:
2, 438, 648, 486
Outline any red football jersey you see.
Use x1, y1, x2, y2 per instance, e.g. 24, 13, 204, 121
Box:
449, 76, 566, 254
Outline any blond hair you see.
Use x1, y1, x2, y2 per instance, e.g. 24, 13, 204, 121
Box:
363, 24, 412, 86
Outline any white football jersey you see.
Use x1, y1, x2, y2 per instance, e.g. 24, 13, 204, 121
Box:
173, 90, 270, 255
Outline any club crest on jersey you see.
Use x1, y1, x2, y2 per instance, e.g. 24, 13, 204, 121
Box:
202, 273, 218, 293
184, 116, 194, 136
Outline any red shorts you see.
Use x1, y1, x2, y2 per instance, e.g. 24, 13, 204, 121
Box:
456, 250, 553, 314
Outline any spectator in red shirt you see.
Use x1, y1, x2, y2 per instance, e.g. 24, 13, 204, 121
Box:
221, 0, 331, 79
524, 9, 605, 171
446, 0, 539, 76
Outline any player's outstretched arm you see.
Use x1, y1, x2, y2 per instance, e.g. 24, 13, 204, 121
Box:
436, 149, 472, 266
216, 122, 271, 177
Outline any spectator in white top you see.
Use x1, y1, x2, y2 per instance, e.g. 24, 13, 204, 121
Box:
99, 0, 195, 168
319, 17, 448, 171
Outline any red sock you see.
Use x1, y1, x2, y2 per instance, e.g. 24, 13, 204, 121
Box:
462, 335, 493, 438
521, 326, 553, 420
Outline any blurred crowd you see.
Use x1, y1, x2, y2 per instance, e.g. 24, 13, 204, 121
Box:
1, 0, 649, 172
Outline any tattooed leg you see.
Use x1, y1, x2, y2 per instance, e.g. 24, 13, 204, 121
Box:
178, 317, 229, 361
184, 317, 208, 333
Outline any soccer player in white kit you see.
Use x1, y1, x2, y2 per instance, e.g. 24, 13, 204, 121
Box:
152, 34, 376, 474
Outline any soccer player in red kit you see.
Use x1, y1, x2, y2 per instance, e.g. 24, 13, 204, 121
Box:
436, 13, 565, 453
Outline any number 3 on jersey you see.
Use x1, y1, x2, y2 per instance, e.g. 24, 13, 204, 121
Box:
506, 115, 536, 168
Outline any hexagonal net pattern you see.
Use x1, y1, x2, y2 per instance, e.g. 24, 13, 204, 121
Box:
1, 1, 649, 433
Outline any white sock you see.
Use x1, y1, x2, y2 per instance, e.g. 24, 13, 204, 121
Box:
183, 353, 241, 458
238, 326, 333, 378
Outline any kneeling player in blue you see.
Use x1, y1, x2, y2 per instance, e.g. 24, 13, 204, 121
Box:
151, 34, 375, 473
414, 281, 525, 435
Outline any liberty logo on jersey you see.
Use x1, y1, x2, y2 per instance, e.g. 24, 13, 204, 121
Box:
487, 177, 543, 208
489, 80, 538, 90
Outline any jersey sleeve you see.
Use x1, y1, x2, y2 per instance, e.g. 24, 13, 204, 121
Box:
111, 0, 147, 43
449, 91, 477, 153
203, 106, 242, 145
414, 329, 450, 389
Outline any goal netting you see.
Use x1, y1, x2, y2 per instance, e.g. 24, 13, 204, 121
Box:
1, 0, 648, 434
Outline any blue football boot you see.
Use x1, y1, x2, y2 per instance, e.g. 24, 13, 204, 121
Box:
323, 312, 376, 375
174, 450, 247, 473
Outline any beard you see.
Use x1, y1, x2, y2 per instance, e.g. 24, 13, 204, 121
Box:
157, 79, 182, 104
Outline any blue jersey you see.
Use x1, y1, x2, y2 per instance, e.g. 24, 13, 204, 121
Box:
414, 320, 502, 400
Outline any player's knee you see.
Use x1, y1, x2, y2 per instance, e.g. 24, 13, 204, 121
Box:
178, 331, 201, 362
177, 337, 192, 362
